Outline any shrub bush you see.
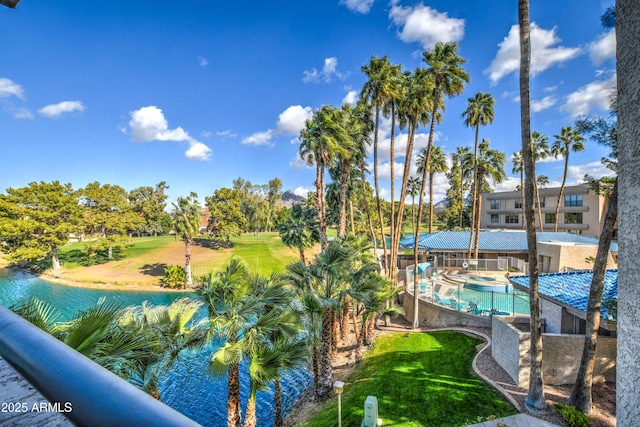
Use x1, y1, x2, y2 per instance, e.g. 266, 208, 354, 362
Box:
554, 403, 590, 427
163, 265, 186, 288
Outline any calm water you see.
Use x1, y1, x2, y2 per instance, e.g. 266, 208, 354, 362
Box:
0, 268, 312, 427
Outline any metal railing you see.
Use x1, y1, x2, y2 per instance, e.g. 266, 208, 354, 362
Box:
431, 256, 526, 272
412, 284, 530, 316
0, 305, 201, 427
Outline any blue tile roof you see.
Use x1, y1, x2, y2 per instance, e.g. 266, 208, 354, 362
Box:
509, 270, 618, 320
401, 231, 618, 253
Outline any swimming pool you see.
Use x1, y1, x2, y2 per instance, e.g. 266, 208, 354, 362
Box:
464, 275, 512, 293
0, 268, 312, 427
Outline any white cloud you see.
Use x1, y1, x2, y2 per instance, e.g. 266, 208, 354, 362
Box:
216, 130, 237, 139
303, 57, 347, 83
244, 105, 313, 146
3, 105, 33, 119
293, 186, 314, 197
342, 90, 358, 106
276, 105, 313, 134
198, 56, 209, 68
38, 101, 85, 118
588, 30, 616, 65
0, 78, 24, 99
531, 95, 557, 113
494, 176, 525, 193
241, 129, 275, 146
340, 0, 374, 14
560, 74, 616, 118
290, 154, 310, 169
128, 105, 211, 160
566, 161, 611, 182
543, 85, 558, 93
485, 23, 582, 84
389, 2, 464, 49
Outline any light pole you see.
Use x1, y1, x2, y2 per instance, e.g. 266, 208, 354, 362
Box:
333, 380, 345, 427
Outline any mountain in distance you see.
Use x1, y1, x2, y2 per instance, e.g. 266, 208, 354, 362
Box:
281, 190, 303, 208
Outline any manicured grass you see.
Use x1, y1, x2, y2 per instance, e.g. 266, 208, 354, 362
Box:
302, 332, 517, 427
191, 233, 301, 277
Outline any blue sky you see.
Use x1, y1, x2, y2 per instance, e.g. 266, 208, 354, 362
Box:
0, 1, 616, 206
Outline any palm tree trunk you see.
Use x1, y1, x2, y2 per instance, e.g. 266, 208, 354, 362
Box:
185, 240, 193, 288
553, 154, 569, 232
243, 394, 257, 427
349, 201, 355, 235
298, 247, 306, 264
341, 295, 351, 341
569, 179, 617, 412
332, 311, 339, 356
468, 124, 480, 258
429, 171, 434, 233
519, 0, 546, 413
365, 316, 375, 346
338, 159, 350, 238
351, 306, 360, 344
312, 341, 320, 400
372, 104, 389, 276
273, 379, 284, 427
520, 171, 525, 230
534, 178, 544, 232
319, 163, 328, 251
318, 307, 334, 401
355, 323, 365, 364
227, 363, 242, 427
389, 105, 398, 283
474, 190, 482, 259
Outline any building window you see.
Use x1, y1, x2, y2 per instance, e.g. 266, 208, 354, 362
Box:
545, 213, 556, 224
491, 214, 499, 224
490, 199, 500, 209
514, 198, 522, 209
539, 255, 551, 273
535, 197, 545, 207
564, 212, 583, 224
564, 194, 583, 207
505, 213, 519, 224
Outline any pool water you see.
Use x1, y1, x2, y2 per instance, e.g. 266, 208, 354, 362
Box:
0, 268, 312, 426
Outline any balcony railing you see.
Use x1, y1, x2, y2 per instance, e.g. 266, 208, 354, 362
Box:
0, 305, 201, 427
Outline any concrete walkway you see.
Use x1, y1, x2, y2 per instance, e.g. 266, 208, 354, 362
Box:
467, 414, 560, 427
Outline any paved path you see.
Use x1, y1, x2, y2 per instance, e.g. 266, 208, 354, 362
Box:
467, 414, 560, 427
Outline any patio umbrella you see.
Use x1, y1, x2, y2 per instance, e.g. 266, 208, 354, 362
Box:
416, 262, 431, 274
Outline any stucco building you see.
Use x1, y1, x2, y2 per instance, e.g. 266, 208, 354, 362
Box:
479, 184, 615, 238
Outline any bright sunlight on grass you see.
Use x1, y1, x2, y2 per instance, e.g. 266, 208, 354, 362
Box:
302, 331, 517, 427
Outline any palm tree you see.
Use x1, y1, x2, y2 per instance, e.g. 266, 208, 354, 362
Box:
412, 42, 469, 329
203, 258, 295, 427
530, 131, 550, 232
277, 204, 320, 264
299, 106, 342, 251
512, 151, 526, 230
453, 146, 473, 228
462, 92, 496, 259
171, 193, 201, 288
473, 139, 506, 259
361, 56, 396, 274
417, 145, 448, 233
551, 126, 586, 231
519, 0, 546, 413
407, 176, 421, 233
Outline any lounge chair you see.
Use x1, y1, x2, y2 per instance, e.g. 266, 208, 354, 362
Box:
466, 301, 483, 315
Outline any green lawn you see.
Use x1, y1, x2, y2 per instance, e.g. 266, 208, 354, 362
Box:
302, 332, 517, 427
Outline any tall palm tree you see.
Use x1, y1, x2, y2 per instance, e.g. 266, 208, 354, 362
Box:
512, 151, 526, 230
462, 92, 496, 258
412, 42, 469, 329
417, 145, 448, 233
519, 0, 546, 412
473, 139, 506, 259
407, 176, 421, 233
530, 131, 550, 232
551, 126, 586, 231
171, 192, 201, 288
203, 258, 295, 427
278, 204, 320, 264
453, 146, 473, 228
308, 240, 352, 401
361, 56, 395, 274
299, 106, 342, 251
